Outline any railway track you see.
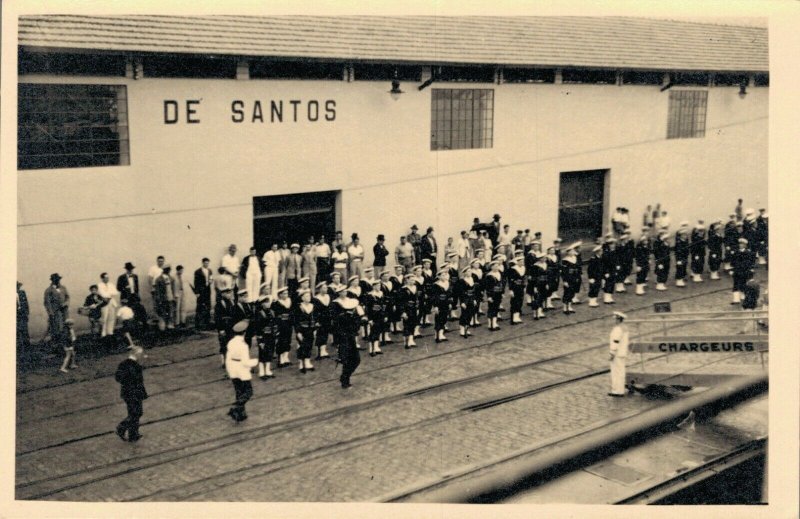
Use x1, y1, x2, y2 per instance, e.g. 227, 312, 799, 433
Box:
15, 281, 759, 501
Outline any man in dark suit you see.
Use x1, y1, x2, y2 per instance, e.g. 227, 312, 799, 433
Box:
116, 262, 148, 328
420, 227, 439, 277
17, 281, 30, 355
115, 346, 148, 442
489, 214, 502, 247
193, 257, 213, 329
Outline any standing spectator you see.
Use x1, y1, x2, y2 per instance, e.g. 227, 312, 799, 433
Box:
215, 287, 236, 366
315, 235, 332, 283
420, 227, 439, 276
498, 224, 513, 259
395, 235, 414, 273
522, 229, 532, 256
735, 198, 744, 222
331, 231, 345, 253
619, 208, 630, 232
489, 214, 502, 246
468, 219, 482, 254
731, 238, 756, 304
192, 258, 213, 329
277, 241, 290, 288
723, 214, 740, 272
59, 319, 78, 373
444, 237, 456, 262
643, 205, 653, 230
406, 225, 422, 266
98, 272, 120, 338
221, 244, 241, 301
117, 262, 147, 328
511, 229, 525, 253
372, 234, 389, 276
332, 243, 349, 280
114, 345, 148, 442
756, 209, 768, 266
44, 273, 70, 344
608, 312, 629, 397
225, 321, 259, 422
82, 284, 105, 335
262, 244, 282, 297
347, 234, 365, 279
241, 246, 263, 304
301, 243, 317, 293
457, 231, 472, 271
17, 281, 30, 354
173, 265, 187, 327
481, 231, 494, 261
147, 256, 165, 313
656, 211, 671, 232
284, 243, 303, 299
154, 264, 175, 330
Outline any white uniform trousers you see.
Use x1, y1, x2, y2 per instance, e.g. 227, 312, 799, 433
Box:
265, 267, 279, 297
245, 272, 262, 303
609, 355, 627, 395
101, 298, 118, 337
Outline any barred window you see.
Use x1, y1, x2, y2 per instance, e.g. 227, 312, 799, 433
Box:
667, 90, 707, 139
431, 89, 494, 151
18, 84, 130, 170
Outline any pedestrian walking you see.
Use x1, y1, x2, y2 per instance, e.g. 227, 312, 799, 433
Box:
674, 223, 690, 287
508, 256, 526, 323
364, 279, 387, 355
293, 288, 317, 373
454, 266, 477, 338
398, 274, 420, 348
690, 221, 707, 283
484, 260, 503, 331
634, 233, 651, 295
608, 312, 629, 397
430, 269, 452, 343
560, 249, 580, 315
707, 220, 724, 280
225, 321, 258, 422
272, 287, 294, 368
313, 281, 333, 358
115, 345, 148, 442
653, 231, 671, 291
601, 239, 617, 304
587, 246, 603, 307
331, 287, 365, 389
731, 238, 756, 304
254, 294, 277, 379
58, 318, 78, 373
214, 287, 236, 367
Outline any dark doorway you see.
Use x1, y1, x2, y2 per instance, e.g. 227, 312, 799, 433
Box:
253, 191, 338, 254
557, 169, 607, 243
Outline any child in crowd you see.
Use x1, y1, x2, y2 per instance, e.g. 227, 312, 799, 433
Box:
81, 284, 105, 335
59, 318, 78, 373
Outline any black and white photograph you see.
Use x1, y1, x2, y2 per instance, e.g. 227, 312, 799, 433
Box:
2, 1, 798, 516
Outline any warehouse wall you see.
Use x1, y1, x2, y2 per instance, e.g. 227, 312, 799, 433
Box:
17, 74, 768, 334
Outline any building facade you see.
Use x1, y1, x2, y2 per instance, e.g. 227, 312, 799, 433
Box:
17, 16, 768, 334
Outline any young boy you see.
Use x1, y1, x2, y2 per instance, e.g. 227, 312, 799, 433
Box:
59, 318, 78, 373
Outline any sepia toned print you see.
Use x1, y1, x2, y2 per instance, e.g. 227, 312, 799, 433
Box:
14, 15, 768, 504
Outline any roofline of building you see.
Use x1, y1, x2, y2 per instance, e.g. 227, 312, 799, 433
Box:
18, 46, 770, 74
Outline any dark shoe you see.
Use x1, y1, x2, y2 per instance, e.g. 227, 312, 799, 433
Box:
441, 337, 448, 342
376, 350, 384, 355
370, 352, 376, 357
116, 426, 127, 441
128, 433, 143, 442
341, 382, 352, 389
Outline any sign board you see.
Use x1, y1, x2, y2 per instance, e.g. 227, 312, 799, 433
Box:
653, 301, 672, 313
630, 339, 768, 354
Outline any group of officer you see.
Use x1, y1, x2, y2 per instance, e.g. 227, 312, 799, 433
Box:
214, 207, 768, 421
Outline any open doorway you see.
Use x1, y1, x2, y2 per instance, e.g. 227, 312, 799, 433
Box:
253, 191, 339, 254
557, 169, 608, 243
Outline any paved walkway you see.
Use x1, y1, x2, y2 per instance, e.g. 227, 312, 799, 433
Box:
15, 271, 767, 502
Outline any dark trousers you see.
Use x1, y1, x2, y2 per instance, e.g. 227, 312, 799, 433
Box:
195, 292, 211, 328
297, 330, 314, 360
434, 305, 449, 331
118, 398, 143, 438
561, 285, 576, 306
691, 254, 705, 275
339, 337, 361, 387
258, 336, 276, 362
733, 273, 750, 293
459, 302, 475, 327
603, 275, 615, 294
231, 378, 253, 420
402, 311, 417, 337
709, 252, 722, 272
369, 319, 385, 342
587, 279, 601, 298
487, 295, 501, 318
276, 324, 292, 355
17, 319, 30, 353
636, 264, 649, 284
656, 261, 670, 283
316, 258, 331, 283
675, 260, 687, 280
510, 287, 524, 313
287, 278, 299, 300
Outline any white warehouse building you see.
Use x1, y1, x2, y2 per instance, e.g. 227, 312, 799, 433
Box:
16, 15, 768, 334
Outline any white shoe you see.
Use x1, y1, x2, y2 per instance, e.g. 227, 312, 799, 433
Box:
710, 271, 720, 280
264, 363, 273, 377
656, 283, 667, 291
304, 358, 314, 370
635, 284, 645, 295
408, 336, 417, 346
320, 345, 329, 357
758, 257, 766, 265
614, 283, 626, 293
588, 298, 599, 307
676, 279, 686, 287
258, 364, 266, 377
732, 291, 741, 304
